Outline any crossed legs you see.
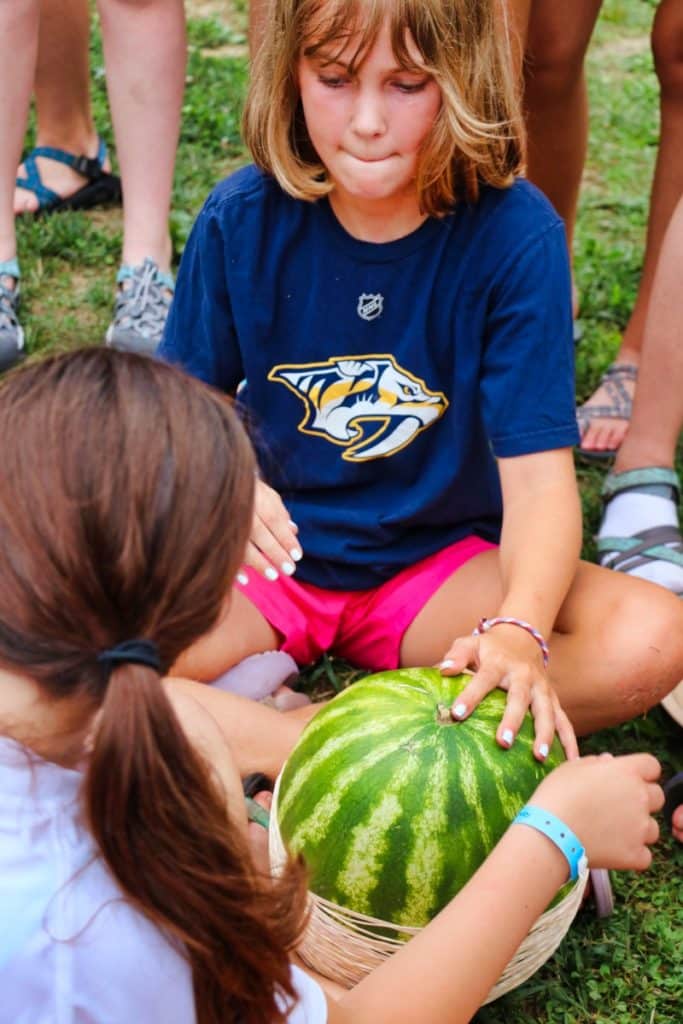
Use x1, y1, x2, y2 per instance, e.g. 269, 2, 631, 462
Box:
173, 550, 683, 740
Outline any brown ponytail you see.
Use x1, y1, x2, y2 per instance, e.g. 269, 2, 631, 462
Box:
0, 349, 307, 1023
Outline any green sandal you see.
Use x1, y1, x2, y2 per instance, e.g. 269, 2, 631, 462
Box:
597, 467, 683, 593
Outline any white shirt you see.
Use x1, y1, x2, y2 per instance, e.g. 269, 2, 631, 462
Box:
0, 737, 327, 1023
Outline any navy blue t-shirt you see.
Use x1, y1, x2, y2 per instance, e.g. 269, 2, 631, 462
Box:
160, 165, 579, 589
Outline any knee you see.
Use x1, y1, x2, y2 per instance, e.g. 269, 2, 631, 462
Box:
524, 29, 592, 99
652, 0, 683, 101
611, 586, 683, 712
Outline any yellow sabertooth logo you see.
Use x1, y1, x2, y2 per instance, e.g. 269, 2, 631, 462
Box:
268, 355, 448, 462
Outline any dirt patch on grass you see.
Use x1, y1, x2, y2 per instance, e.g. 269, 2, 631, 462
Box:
185, 0, 239, 26
592, 33, 649, 61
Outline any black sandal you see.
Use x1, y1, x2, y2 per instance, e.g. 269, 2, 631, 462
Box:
16, 136, 122, 216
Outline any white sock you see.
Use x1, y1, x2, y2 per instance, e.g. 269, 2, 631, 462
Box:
598, 491, 683, 592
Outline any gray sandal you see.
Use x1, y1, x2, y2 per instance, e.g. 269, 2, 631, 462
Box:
0, 259, 25, 372
104, 257, 174, 357
576, 362, 638, 462
597, 467, 683, 594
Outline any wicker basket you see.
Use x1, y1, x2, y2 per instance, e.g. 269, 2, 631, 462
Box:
269, 773, 588, 1003
661, 680, 683, 728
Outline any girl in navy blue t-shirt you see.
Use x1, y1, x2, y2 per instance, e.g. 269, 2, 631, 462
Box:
161, 0, 683, 755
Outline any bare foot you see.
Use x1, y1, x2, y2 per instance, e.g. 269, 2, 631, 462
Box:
577, 355, 639, 455
14, 138, 112, 215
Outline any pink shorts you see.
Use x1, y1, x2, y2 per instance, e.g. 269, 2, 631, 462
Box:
236, 535, 496, 670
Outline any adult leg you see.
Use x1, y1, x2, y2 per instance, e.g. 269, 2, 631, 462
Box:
0, 1, 39, 255
0, 0, 39, 365
249, 0, 271, 58
14, 0, 108, 215
522, 0, 603, 258
400, 547, 683, 736
579, 0, 683, 453
97, 0, 186, 273
595, 194, 683, 591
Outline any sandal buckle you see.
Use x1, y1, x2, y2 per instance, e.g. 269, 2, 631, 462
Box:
71, 154, 103, 179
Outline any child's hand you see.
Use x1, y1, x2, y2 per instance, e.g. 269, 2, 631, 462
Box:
439, 625, 578, 760
241, 480, 303, 582
528, 753, 663, 872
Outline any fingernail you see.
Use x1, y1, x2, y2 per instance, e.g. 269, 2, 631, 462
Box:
453, 702, 467, 719
281, 560, 296, 576
289, 519, 298, 529
440, 659, 455, 669
264, 567, 279, 581
502, 729, 514, 747
236, 572, 249, 586
290, 547, 303, 561
538, 743, 549, 760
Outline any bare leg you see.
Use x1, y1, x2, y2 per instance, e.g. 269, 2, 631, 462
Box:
594, 195, 683, 591
504, 0, 533, 78
400, 548, 683, 735
579, 0, 683, 453
522, 0, 603, 257
97, 0, 186, 272
171, 589, 280, 682
14, 0, 105, 215
614, 194, 683, 474
0, 0, 39, 259
249, 0, 271, 59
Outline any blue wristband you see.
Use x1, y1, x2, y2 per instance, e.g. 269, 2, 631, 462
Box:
512, 805, 588, 882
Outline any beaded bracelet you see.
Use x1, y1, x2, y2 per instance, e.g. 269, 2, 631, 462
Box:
512, 805, 588, 882
473, 616, 550, 668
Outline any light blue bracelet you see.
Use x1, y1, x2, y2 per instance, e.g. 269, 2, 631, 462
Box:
512, 805, 588, 882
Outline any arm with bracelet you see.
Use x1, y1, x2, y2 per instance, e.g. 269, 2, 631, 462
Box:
440, 448, 582, 761
328, 753, 662, 1024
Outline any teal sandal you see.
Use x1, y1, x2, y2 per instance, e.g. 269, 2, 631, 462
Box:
243, 772, 272, 829
597, 467, 683, 593
16, 136, 121, 216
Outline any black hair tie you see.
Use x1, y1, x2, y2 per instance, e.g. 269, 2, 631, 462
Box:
97, 639, 162, 673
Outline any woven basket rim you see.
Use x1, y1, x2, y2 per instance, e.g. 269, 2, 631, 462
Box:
269, 771, 587, 1002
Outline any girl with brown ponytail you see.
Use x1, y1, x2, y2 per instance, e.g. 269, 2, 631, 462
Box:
0, 347, 666, 1024
0, 348, 312, 1024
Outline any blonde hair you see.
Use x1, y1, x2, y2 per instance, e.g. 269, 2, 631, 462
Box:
243, 0, 524, 216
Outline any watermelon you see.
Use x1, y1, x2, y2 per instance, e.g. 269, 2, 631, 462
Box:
276, 667, 567, 931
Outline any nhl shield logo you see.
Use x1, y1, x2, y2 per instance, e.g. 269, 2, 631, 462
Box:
357, 292, 384, 322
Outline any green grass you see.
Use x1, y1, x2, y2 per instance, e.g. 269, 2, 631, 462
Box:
13, 1, 683, 1020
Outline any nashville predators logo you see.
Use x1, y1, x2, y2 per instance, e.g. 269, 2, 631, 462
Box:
268, 355, 448, 462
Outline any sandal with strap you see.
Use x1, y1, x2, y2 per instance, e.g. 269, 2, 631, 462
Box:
243, 773, 273, 829
576, 362, 638, 462
0, 259, 25, 372
15, 136, 122, 216
597, 467, 683, 595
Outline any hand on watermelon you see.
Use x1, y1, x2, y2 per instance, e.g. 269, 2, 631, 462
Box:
242, 479, 303, 581
530, 752, 664, 871
440, 624, 578, 760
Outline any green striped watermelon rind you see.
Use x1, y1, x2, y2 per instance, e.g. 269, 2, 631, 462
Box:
277, 668, 571, 932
